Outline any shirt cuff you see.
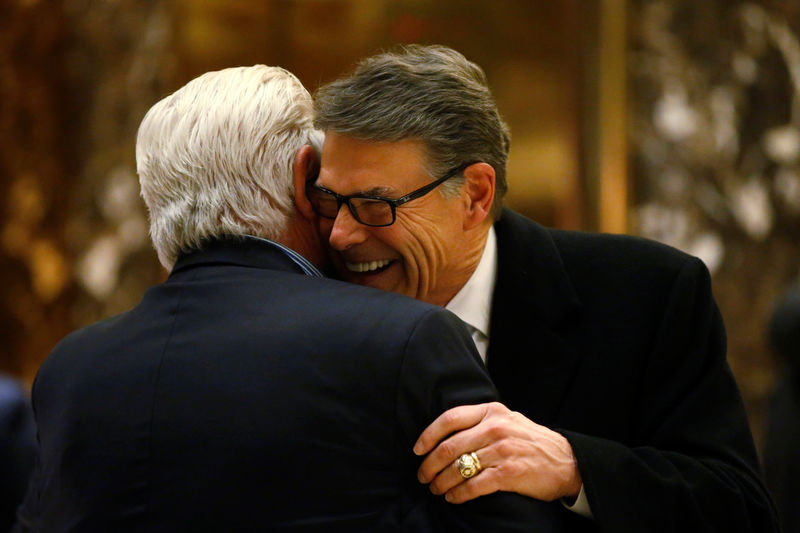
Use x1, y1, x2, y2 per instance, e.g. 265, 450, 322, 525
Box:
561, 483, 593, 519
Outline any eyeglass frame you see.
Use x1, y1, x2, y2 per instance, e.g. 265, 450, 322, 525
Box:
305, 161, 479, 227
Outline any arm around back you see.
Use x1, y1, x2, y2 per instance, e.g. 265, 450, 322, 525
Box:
396, 306, 567, 532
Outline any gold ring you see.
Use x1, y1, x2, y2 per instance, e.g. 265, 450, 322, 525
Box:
457, 452, 482, 479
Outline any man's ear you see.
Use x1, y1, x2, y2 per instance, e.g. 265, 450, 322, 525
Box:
293, 145, 319, 221
462, 162, 495, 230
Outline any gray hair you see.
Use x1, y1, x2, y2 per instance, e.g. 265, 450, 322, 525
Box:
313, 44, 509, 219
136, 65, 323, 270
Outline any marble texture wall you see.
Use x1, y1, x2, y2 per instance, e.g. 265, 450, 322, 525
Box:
0, 0, 171, 381
630, 0, 800, 442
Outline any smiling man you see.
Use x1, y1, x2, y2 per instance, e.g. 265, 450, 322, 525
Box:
310, 44, 778, 532
309, 135, 488, 306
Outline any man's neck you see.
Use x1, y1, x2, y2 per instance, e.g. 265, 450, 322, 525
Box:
444, 226, 498, 362
276, 215, 328, 272
437, 223, 492, 306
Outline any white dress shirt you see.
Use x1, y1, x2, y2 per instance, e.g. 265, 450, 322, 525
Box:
444, 227, 593, 519
445, 227, 497, 363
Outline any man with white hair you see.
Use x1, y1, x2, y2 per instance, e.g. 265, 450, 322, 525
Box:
14, 65, 561, 532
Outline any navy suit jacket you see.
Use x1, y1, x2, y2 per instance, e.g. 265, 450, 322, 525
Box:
487, 209, 778, 532
0, 374, 36, 532
16, 237, 561, 532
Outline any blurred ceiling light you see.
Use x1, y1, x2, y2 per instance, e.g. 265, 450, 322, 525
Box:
78, 236, 122, 300
654, 89, 698, 141
764, 125, 800, 166
774, 167, 800, 214
727, 178, 774, 240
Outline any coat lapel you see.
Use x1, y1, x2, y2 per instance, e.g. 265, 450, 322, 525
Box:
486, 209, 584, 426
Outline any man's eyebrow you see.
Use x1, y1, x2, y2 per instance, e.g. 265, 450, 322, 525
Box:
361, 186, 396, 197
318, 181, 397, 197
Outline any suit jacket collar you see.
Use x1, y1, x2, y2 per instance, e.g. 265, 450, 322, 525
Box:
491, 209, 581, 327
486, 208, 583, 424
170, 236, 315, 278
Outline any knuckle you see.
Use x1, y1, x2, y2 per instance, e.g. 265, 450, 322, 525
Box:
485, 421, 507, 440
486, 402, 504, 414
498, 459, 524, 478
508, 410, 525, 422
464, 473, 498, 499
494, 438, 516, 458
442, 409, 461, 427
478, 468, 502, 488
419, 461, 434, 479
438, 440, 457, 460
460, 482, 479, 500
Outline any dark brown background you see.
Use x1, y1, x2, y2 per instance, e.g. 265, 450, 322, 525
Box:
2, 0, 798, 452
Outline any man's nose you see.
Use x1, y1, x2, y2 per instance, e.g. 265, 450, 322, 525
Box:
328, 204, 368, 251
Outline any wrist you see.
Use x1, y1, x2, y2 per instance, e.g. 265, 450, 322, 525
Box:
556, 435, 582, 501
561, 467, 582, 502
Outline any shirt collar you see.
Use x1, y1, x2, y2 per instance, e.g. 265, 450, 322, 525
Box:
172, 234, 324, 278
239, 235, 324, 277
445, 226, 497, 340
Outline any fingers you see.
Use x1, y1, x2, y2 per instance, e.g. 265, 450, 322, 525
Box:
432, 447, 507, 504
429, 446, 493, 496
444, 468, 502, 504
417, 422, 489, 483
413, 403, 492, 456
415, 403, 583, 503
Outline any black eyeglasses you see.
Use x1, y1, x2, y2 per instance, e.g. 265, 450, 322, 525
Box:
306, 161, 477, 227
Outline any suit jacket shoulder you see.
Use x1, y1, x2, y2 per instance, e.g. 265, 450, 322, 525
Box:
20, 238, 565, 533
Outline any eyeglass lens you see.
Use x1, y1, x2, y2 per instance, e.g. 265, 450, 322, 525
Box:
306, 188, 395, 226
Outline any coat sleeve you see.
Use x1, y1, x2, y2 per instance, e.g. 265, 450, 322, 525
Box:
560, 257, 779, 533
394, 307, 567, 533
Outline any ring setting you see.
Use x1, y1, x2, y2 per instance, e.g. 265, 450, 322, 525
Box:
457, 452, 482, 479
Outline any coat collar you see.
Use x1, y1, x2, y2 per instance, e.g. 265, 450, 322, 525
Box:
486, 209, 583, 424
170, 235, 320, 278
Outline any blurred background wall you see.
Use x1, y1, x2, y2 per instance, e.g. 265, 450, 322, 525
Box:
1, 0, 798, 451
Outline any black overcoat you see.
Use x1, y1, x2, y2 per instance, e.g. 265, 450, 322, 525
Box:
487, 209, 778, 532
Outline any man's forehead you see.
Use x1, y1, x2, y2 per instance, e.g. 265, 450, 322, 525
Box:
317, 165, 400, 196
318, 135, 428, 195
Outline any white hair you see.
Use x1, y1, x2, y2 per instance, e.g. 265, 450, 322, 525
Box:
136, 65, 324, 270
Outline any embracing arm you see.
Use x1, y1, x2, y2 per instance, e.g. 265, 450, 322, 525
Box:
414, 258, 778, 532
397, 307, 566, 532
